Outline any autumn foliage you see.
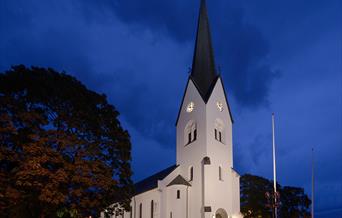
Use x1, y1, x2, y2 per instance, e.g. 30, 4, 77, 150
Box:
0, 65, 133, 217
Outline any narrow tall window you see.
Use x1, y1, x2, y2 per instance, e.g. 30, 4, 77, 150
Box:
185, 120, 197, 145
190, 167, 193, 181
151, 200, 154, 218
139, 203, 142, 218
130, 206, 132, 218
214, 119, 224, 143
219, 166, 222, 180
170, 212, 172, 218
177, 190, 180, 199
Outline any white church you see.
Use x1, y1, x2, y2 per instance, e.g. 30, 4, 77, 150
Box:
105, 0, 242, 217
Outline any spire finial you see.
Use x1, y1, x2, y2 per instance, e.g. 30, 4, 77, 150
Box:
191, 0, 217, 101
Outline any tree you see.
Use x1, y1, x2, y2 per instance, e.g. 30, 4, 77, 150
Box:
0, 65, 133, 218
241, 174, 311, 218
280, 186, 311, 217
240, 174, 274, 218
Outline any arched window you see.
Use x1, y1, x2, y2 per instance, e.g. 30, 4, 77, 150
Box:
185, 120, 197, 145
189, 166, 193, 181
177, 190, 180, 199
214, 119, 224, 143
139, 203, 142, 218
151, 200, 154, 218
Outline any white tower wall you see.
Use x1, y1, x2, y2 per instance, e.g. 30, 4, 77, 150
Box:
176, 77, 241, 218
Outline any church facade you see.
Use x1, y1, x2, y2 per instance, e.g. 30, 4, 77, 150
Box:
107, 0, 242, 217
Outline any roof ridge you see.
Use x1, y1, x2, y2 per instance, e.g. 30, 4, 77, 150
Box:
167, 174, 191, 187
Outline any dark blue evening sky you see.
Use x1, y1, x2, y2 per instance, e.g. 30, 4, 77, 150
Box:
1, 0, 341, 216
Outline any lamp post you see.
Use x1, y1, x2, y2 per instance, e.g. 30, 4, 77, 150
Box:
265, 113, 280, 218
311, 148, 315, 218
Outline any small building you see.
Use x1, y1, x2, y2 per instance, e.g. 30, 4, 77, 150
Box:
106, 0, 242, 217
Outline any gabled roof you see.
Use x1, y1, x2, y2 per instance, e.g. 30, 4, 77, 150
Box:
219, 75, 234, 123
167, 175, 191, 187
191, 0, 217, 102
175, 76, 234, 125
134, 165, 178, 195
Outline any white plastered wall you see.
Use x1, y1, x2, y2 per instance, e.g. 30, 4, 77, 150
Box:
176, 79, 208, 218
115, 77, 241, 218
130, 188, 160, 218
205, 77, 240, 217
175, 77, 240, 218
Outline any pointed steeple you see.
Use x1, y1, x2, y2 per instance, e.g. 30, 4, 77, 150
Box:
191, 0, 217, 101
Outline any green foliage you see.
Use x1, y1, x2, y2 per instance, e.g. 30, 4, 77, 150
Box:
241, 174, 311, 218
0, 65, 134, 217
280, 186, 311, 217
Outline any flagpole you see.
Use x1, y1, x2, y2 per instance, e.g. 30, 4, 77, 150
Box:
272, 113, 278, 218
311, 148, 315, 218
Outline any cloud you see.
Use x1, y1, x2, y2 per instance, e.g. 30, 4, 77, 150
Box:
79, 0, 196, 42
1, 0, 341, 213
74, 0, 280, 109
0, 0, 193, 148
210, 3, 281, 108
0, 0, 281, 147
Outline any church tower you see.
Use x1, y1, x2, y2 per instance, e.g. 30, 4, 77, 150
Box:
106, 1, 242, 218
175, 0, 240, 217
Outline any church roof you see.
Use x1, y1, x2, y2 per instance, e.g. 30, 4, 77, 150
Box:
134, 165, 178, 195
167, 175, 191, 187
175, 0, 234, 124
191, 0, 218, 102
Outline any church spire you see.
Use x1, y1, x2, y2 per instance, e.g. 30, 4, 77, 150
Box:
191, 0, 217, 101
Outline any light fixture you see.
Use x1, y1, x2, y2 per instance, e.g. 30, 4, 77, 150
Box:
186, 102, 195, 113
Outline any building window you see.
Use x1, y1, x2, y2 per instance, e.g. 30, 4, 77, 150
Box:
219, 166, 222, 181
130, 206, 132, 218
177, 190, 180, 199
139, 203, 142, 218
185, 120, 197, 145
170, 212, 172, 218
215, 128, 223, 142
151, 200, 154, 218
190, 167, 193, 181
214, 119, 224, 143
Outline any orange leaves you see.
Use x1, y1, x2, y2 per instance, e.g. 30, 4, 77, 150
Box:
39, 183, 67, 205
0, 66, 133, 217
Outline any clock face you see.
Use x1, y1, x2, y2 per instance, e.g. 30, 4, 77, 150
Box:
216, 101, 224, 112
186, 102, 195, 113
